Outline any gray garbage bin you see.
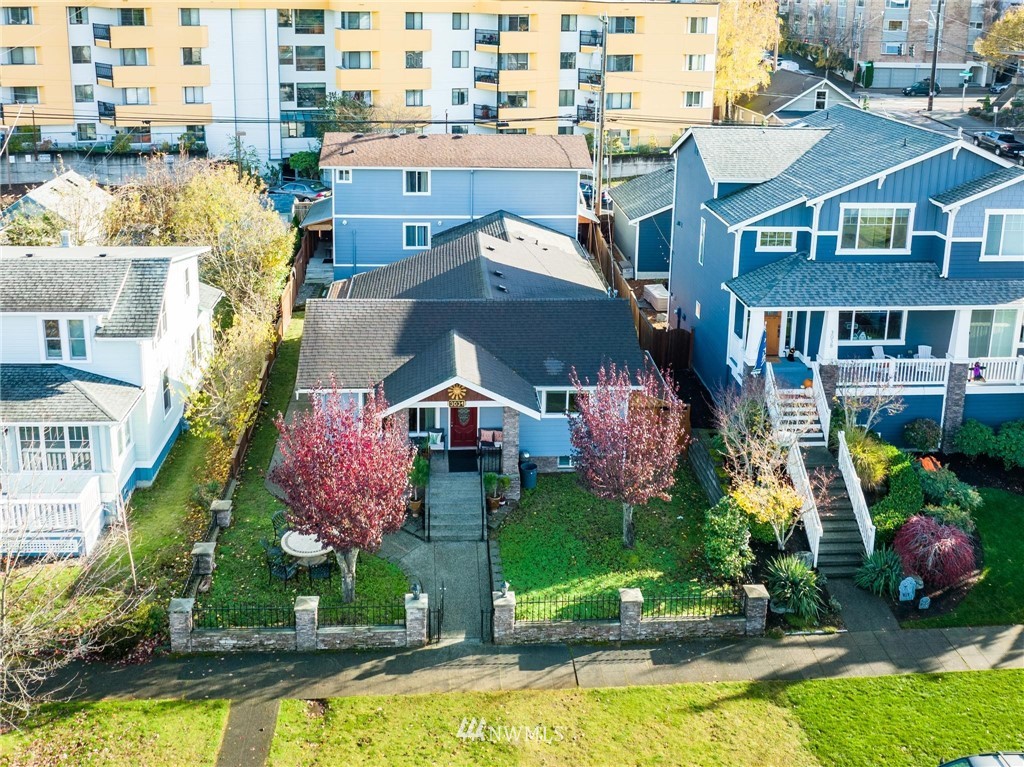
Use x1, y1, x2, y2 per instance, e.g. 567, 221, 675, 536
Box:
520, 461, 538, 491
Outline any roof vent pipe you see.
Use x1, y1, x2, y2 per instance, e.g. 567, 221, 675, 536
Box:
59, 230, 72, 248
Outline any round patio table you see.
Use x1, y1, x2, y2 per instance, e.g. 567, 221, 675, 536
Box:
280, 531, 332, 566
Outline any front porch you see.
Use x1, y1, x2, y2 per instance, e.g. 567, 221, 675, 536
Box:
0, 473, 105, 555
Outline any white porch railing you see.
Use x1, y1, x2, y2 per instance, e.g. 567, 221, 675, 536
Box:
836, 358, 950, 387
765, 361, 782, 431
810, 362, 831, 444
727, 332, 745, 367
786, 443, 821, 568
837, 430, 875, 558
0, 475, 103, 555
960, 356, 1024, 386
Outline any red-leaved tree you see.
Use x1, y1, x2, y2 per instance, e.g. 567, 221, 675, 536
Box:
271, 384, 414, 602
569, 363, 689, 549
894, 515, 975, 590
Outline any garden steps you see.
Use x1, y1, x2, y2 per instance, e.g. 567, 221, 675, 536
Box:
801, 446, 866, 579
428, 471, 484, 542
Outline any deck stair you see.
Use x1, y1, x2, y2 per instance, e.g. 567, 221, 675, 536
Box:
777, 388, 827, 447
802, 446, 865, 578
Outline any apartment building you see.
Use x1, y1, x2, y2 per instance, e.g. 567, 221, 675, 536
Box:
779, 0, 997, 89
0, 1, 717, 167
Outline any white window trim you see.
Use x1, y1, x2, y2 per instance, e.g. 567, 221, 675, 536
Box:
697, 217, 706, 265
113, 417, 134, 457
162, 370, 173, 416
39, 317, 91, 363
980, 209, 1024, 262
540, 388, 580, 418
17, 424, 95, 473
336, 168, 352, 183
556, 455, 576, 469
755, 228, 798, 253
836, 203, 915, 255
683, 91, 705, 108
402, 222, 431, 250
695, 300, 702, 319
408, 405, 442, 436
837, 309, 907, 345
402, 169, 431, 196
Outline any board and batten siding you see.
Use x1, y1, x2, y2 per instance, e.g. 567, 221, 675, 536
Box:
518, 414, 572, 458
637, 210, 672, 276
963, 391, 1024, 428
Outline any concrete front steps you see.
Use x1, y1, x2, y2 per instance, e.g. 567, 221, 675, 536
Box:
778, 389, 827, 447
428, 471, 483, 542
803, 446, 866, 579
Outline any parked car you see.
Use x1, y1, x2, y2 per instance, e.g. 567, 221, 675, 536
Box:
579, 182, 612, 210
939, 753, 1024, 767
268, 179, 331, 201
903, 79, 941, 96
989, 82, 1011, 94
972, 130, 1024, 157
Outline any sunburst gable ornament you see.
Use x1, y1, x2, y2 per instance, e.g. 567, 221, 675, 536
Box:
447, 384, 467, 409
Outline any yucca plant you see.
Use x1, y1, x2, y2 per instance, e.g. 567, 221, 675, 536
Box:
766, 555, 823, 621
854, 546, 904, 599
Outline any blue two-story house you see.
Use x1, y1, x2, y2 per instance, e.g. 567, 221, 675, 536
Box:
608, 166, 674, 279
318, 132, 591, 279
668, 105, 1024, 447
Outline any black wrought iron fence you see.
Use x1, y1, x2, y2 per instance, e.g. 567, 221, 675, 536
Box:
318, 600, 407, 627
641, 587, 743, 619
514, 593, 620, 622
193, 603, 296, 629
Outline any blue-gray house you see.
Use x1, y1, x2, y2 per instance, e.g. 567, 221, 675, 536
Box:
668, 105, 1024, 447
318, 132, 592, 280
608, 166, 674, 279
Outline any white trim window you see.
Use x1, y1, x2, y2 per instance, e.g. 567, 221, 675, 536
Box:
407, 406, 439, 435
403, 223, 430, 249
19, 426, 93, 471
403, 170, 430, 195
839, 205, 912, 253
686, 54, 706, 71
542, 390, 578, 417
556, 455, 576, 469
697, 217, 706, 265
336, 168, 352, 183
982, 211, 1024, 261
969, 309, 1019, 358
162, 370, 172, 414
41, 318, 88, 361
113, 418, 134, 456
814, 89, 828, 109
756, 229, 796, 252
688, 16, 709, 33
684, 91, 705, 108
838, 309, 906, 344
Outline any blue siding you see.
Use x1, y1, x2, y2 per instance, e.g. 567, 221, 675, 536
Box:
807, 312, 823, 358
814, 232, 943, 264
636, 210, 672, 275
873, 394, 945, 445
752, 205, 810, 229
716, 182, 754, 197
951, 182, 1024, 238
904, 310, 954, 356
518, 415, 571, 456
122, 418, 183, 493
946, 241, 1024, 280
612, 203, 637, 267
963, 391, 1024, 428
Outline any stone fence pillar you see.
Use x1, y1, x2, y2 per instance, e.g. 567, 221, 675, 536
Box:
295, 596, 319, 651
211, 499, 233, 528
169, 598, 194, 653
191, 542, 216, 576
618, 588, 643, 642
743, 584, 770, 636
501, 407, 521, 500
405, 593, 429, 647
492, 589, 516, 644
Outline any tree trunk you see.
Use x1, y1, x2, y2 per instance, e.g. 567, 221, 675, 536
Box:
336, 548, 359, 603
622, 502, 636, 549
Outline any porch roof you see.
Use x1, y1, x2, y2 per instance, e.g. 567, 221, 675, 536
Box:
930, 165, 1024, 209
0, 364, 141, 423
726, 253, 1024, 309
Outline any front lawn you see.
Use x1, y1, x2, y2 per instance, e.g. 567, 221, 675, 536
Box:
269, 670, 1024, 767
497, 465, 713, 605
200, 314, 408, 608
909, 488, 1024, 629
0, 700, 228, 767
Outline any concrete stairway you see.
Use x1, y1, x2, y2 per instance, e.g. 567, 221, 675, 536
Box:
778, 389, 827, 447
803, 446, 865, 578
427, 459, 483, 541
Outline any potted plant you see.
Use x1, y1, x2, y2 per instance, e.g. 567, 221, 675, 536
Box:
497, 475, 512, 506
408, 454, 430, 517
484, 472, 500, 512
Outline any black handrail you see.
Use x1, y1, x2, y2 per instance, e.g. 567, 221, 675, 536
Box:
475, 29, 499, 46
580, 29, 603, 47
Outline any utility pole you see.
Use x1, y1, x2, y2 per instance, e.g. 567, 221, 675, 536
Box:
927, 0, 944, 112
235, 130, 246, 181
594, 15, 609, 221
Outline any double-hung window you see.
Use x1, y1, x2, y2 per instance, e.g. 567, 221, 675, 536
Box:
838, 310, 905, 343
404, 170, 429, 195
336, 168, 352, 183
561, 14, 577, 31
339, 11, 371, 30
18, 426, 92, 471
609, 16, 635, 33
162, 370, 172, 413
452, 50, 468, 68
684, 91, 704, 108
756, 230, 796, 252
403, 223, 430, 249
543, 390, 579, 416
982, 211, 1024, 260
405, 12, 422, 29
408, 407, 438, 434
114, 419, 133, 456
405, 89, 423, 106
839, 205, 912, 252
814, 89, 828, 109
183, 86, 204, 104
686, 54, 706, 71
42, 318, 88, 361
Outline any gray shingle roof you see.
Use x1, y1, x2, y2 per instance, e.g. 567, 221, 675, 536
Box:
0, 364, 142, 423
344, 212, 603, 300
736, 71, 856, 117
687, 126, 829, 183
706, 106, 955, 227
296, 299, 647, 403
608, 167, 674, 221
299, 196, 332, 227
726, 253, 1024, 308
930, 165, 1024, 208
198, 283, 225, 314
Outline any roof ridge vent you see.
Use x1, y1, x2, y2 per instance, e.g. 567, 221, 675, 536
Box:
493, 270, 504, 277
496, 284, 508, 292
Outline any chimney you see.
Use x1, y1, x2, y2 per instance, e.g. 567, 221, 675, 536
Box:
59, 230, 72, 248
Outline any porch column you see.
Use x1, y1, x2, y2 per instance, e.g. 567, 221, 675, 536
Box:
948, 309, 973, 361
941, 364, 970, 453
501, 407, 521, 500
743, 309, 766, 366
818, 310, 840, 363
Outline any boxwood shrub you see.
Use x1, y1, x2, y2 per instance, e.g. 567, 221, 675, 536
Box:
870, 446, 924, 546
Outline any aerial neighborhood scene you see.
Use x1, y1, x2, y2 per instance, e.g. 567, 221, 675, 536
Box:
2, 0, 1024, 764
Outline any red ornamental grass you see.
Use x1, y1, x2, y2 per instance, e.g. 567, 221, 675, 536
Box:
893, 515, 975, 590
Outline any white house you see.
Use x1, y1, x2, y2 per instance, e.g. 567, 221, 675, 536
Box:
0, 245, 221, 555
0, 170, 113, 245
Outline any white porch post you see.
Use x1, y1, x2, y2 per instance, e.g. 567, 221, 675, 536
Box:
818, 310, 840, 363
948, 308, 973, 360
743, 309, 766, 366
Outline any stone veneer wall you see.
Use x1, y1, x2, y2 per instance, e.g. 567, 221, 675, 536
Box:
502, 408, 521, 500
941, 363, 969, 452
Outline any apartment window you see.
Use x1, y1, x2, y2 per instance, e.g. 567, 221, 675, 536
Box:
295, 45, 325, 71
4, 7, 32, 24
340, 51, 371, 69
341, 89, 372, 104
688, 16, 709, 33
886, 19, 906, 31
969, 309, 1018, 357
123, 87, 150, 105
757, 230, 796, 251
181, 47, 202, 65
294, 9, 324, 34
500, 14, 530, 31
281, 121, 300, 139
498, 128, 527, 134
607, 55, 633, 72
162, 370, 172, 413
75, 84, 94, 102
814, 89, 828, 109
114, 419, 133, 456
561, 14, 577, 31
452, 88, 468, 105
543, 390, 578, 416
404, 170, 429, 195
68, 6, 88, 24
406, 51, 423, 68
339, 11, 371, 30
296, 83, 325, 107
403, 223, 429, 249
559, 89, 575, 107
557, 126, 573, 135
336, 168, 352, 183
279, 46, 293, 65
408, 407, 438, 434
77, 123, 97, 141
500, 91, 528, 108
560, 52, 576, 70
982, 212, 1024, 260
119, 8, 146, 26
183, 86, 204, 104
452, 12, 468, 30
687, 54, 707, 71
277, 9, 292, 26
180, 8, 199, 26
12, 86, 39, 104
606, 92, 632, 110
121, 48, 148, 66
405, 89, 423, 106
452, 50, 468, 68
405, 12, 422, 29
684, 91, 705, 108
838, 310, 905, 343
698, 218, 706, 265
840, 205, 911, 252
5, 47, 35, 64
499, 52, 529, 71
609, 16, 635, 34
280, 83, 295, 102
451, 124, 468, 134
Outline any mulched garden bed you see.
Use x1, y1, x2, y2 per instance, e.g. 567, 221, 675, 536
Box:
892, 534, 985, 624
943, 454, 1024, 495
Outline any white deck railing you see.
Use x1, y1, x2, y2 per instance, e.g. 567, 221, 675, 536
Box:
786, 443, 821, 567
765, 362, 783, 431
0, 475, 102, 555
961, 356, 1024, 386
837, 430, 875, 558
836, 358, 950, 387
810, 362, 832, 444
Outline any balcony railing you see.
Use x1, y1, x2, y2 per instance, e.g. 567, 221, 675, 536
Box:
578, 68, 602, 88
576, 104, 596, 123
836, 358, 950, 387
960, 355, 1024, 386
0, 475, 102, 556
474, 66, 497, 85
475, 29, 499, 47
98, 101, 116, 119
95, 62, 113, 82
473, 103, 497, 120
92, 22, 110, 42
580, 29, 603, 47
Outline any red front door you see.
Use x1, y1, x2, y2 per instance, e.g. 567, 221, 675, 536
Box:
449, 407, 478, 448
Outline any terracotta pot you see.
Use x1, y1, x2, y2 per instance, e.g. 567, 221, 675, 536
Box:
486, 496, 501, 512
